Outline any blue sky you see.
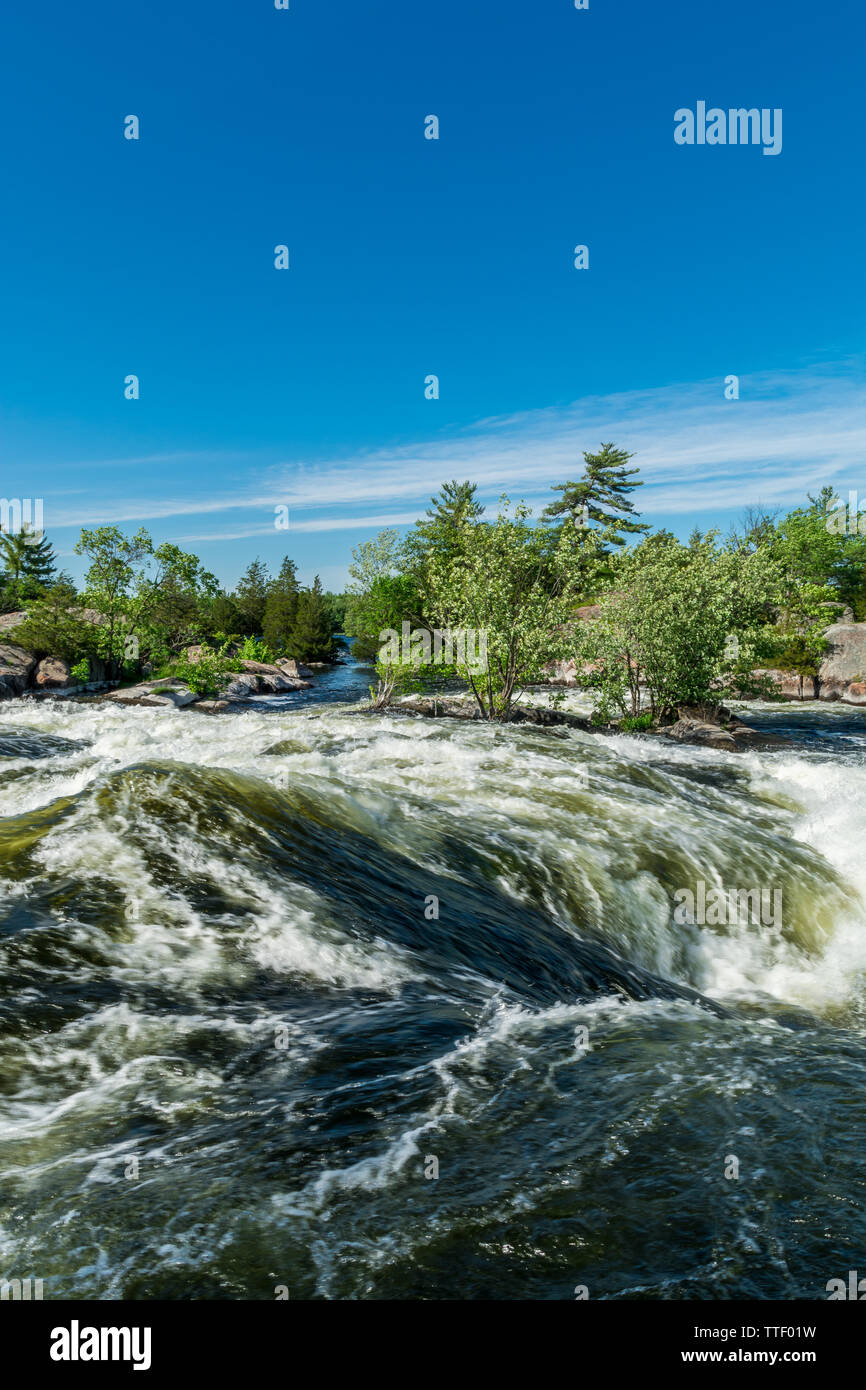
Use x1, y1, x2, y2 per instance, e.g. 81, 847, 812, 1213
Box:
1, 0, 864, 590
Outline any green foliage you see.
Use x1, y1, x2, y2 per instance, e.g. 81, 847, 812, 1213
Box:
0, 525, 59, 612
0, 574, 48, 612
347, 530, 402, 593
756, 487, 864, 629
578, 531, 779, 719
619, 712, 654, 732
6, 469, 860, 720
542, 443, 649, 549
135, 544, 219, 664
345, 573, 423, 660
370, 653, 444, 709
233, 558, 271, 636
0, 525, 57, 585
172, 644, 241, 698
422, 497, 591, 719
262, 557, 299, 652
74, 526, 152, 674
70, 657, 91, 684
7, 583, 103, 664
323, 590, 349, 634
285, 577, 336, 662
237, 635, 276, 663
203, 590, 243, 641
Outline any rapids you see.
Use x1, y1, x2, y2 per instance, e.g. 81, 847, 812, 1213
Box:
1, 665, 866, 1299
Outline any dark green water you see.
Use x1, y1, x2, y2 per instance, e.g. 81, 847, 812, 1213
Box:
1, 680, 865, 1299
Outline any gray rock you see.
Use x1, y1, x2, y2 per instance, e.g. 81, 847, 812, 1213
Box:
276, 658, 315, 680
818, 622, 866, 700
217, 673, 261, 701
0, 611, 28, 633
148, 687, 200, 708
108, 683, 199, 708
238, 660, 294, 692
663, 716, 738, 750
750, 667, 817, 700
0, 643, 37, 699
35, 656, 71, 688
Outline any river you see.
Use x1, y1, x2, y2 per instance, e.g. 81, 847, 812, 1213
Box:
1, 658, 865, 1299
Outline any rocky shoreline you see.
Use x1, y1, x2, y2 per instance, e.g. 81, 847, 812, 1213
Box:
363, 696, 793, 751
0, 627, 318, 711
545, 619, 866, 708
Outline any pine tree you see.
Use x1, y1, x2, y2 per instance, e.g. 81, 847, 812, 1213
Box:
285, 576, 335, 662
0, 527, 32, 582
405, 480, 485, 597
262, 557, 300, 652
0, 525, 57, 608
233, 558, 271, 635
543, 443, 648, 548
424, 480, 484, 529
21, 530, 57, 585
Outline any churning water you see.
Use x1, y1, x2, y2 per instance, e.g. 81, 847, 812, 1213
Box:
1, 666, 866, 1299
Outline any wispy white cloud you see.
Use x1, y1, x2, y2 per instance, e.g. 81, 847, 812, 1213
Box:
37, 361, 866, 536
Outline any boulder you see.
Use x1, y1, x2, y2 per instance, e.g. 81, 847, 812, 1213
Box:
0, 611, 28, 633
223, 663, 313, 695
108, 683, 199, 708
749, 667, 817, 700
147, 687, 200, 708
217, 673, 261, 701
0, 643, 37, 699
818, 622, 866, 701
844, 682, 866, 706
35, 656, 71, 689
663, 715, 738, 751
277, 658, 314, 680
237, 660, 295, 692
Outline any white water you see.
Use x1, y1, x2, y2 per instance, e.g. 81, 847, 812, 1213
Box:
2, 695, 865, 1012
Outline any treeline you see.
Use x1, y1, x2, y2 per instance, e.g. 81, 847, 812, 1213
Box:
4, 446, 865, 714
1, 526, 343, 679
342, 445, 866, 721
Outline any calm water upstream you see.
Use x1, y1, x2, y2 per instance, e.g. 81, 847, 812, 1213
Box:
1, 659, 865, 1299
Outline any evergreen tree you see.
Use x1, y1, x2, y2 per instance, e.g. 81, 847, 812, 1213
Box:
233, 558, 271, 635
0, 525, 35, 581
21, 530, 57, 585
203, 590, 243, 640
543, 443, 648, 548
404, 480, 486, 609
424, 480, 484, 529
262, 557, 300, 652
285, 576, 336, 662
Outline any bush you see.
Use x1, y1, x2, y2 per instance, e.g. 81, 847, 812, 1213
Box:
172, 643, 241, 698
237, 635, 275, 663
619, 712, 653, 732
7, 586, 102, 664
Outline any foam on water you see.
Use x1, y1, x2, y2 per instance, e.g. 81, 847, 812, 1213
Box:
2, 692, 866, 1298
